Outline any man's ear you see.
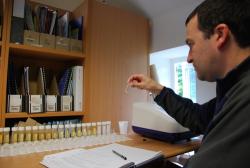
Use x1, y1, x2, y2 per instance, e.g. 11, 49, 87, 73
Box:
214, 24, 229, 49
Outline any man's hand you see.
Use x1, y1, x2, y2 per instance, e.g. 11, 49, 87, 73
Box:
127, 74, 164, 95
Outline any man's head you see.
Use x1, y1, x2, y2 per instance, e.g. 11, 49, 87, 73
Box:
185, 0, 250, 81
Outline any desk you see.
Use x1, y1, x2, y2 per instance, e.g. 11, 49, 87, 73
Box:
0, 134, 201, 168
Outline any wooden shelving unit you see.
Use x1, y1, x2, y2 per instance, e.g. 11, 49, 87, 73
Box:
0, 0, 149, 130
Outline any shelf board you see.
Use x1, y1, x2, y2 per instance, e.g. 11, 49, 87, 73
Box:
5, 111, 84, 118
8, 43, 85, 60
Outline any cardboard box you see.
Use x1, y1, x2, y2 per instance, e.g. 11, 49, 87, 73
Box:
46, 95, 57, 112
55, 36, 70, 51
24, 30, 39, 46
40, 33, 55, 49
70, 39, 83, 53
7, 95, 22, 112
59, 95, 73, 111
28, 95, 44, 113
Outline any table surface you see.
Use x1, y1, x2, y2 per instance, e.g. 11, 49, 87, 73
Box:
0, 134, 201, 168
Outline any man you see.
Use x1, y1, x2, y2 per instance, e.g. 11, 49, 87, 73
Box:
127, 0, 250, 167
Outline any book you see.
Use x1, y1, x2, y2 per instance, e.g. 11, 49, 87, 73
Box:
40, 143, 163, 168
72, 66, 83, 111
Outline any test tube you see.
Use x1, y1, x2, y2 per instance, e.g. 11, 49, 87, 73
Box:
11, 127, 18, 144
18, 126, 25, 143
3, 127, 10, 144
0, 128, 3, 145
76, 123, 82, 137
32, 126, 38, 141
45, 125, 52, 140
97, 122, 102, 136
25, 126, 32, 142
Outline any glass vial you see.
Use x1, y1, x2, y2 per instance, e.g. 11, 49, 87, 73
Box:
38, 125, 45, 141
11, 127, 18, 144
25, 126, 32, 142
52, 125, 58, 139
76, 123, 82, 137
97, 122, 102, 136
0, 128, 3, 145
32, 126, 38, 141
45, 125, 52, 140
18, 126, 25, 143
3, 127, 10, 144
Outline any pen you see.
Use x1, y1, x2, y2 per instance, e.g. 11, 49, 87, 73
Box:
112, 150, 127, 160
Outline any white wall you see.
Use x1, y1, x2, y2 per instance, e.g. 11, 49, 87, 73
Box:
151, 1, 203, 52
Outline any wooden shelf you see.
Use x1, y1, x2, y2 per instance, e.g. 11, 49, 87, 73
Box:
0, 41, 2, 46
8, 43, 85, 60
4, 111, 84, 118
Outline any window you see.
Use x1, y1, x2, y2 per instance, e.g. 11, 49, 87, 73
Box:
150, 45, 196, 102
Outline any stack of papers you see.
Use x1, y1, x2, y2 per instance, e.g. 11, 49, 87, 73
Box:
41, 143, 163, 168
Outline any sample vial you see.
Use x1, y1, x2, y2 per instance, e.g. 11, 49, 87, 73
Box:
45, 125, 52, 140
70, 124, 76, 138
52, 125, 58, 139
38, 125, 45, 141
58, 124, 64, 139
101, 121, 107, 135
11, 127, 18, 144
106, 121, 111, 134
18, 126, 25, 142
76, 123, 82, 137
97, 122, 102, 136
32, 126, 39, 141
91, 122, 97, 136
25, 126, 32, 142
3, 127, 10, 144
64, 124, 70, 138
86, 123, 92, 136
81, 123, 87, 136
0, 128, 3, 144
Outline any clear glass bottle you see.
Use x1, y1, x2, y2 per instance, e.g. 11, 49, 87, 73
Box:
3, 127, 10, 144
32, 126, 38, 141
76, 123, 82, 137
25, 126, 32, 142
101, 121, 107, 135
45, 125, 52, 140
18, 126, 25, 143
11, 127, 18, 144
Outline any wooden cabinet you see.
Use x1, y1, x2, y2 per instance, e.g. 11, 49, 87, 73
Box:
0, 0, 149, 130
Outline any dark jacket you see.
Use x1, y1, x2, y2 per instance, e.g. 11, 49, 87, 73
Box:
155, 57, 250, 168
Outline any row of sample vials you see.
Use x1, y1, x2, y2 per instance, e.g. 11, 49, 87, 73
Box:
0, 121, 112, 145
0, 133, 130, 157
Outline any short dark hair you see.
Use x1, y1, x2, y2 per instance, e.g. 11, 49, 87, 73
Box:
186, 0, 250, 48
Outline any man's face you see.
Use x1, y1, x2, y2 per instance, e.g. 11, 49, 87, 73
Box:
185, 15, 220, 82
